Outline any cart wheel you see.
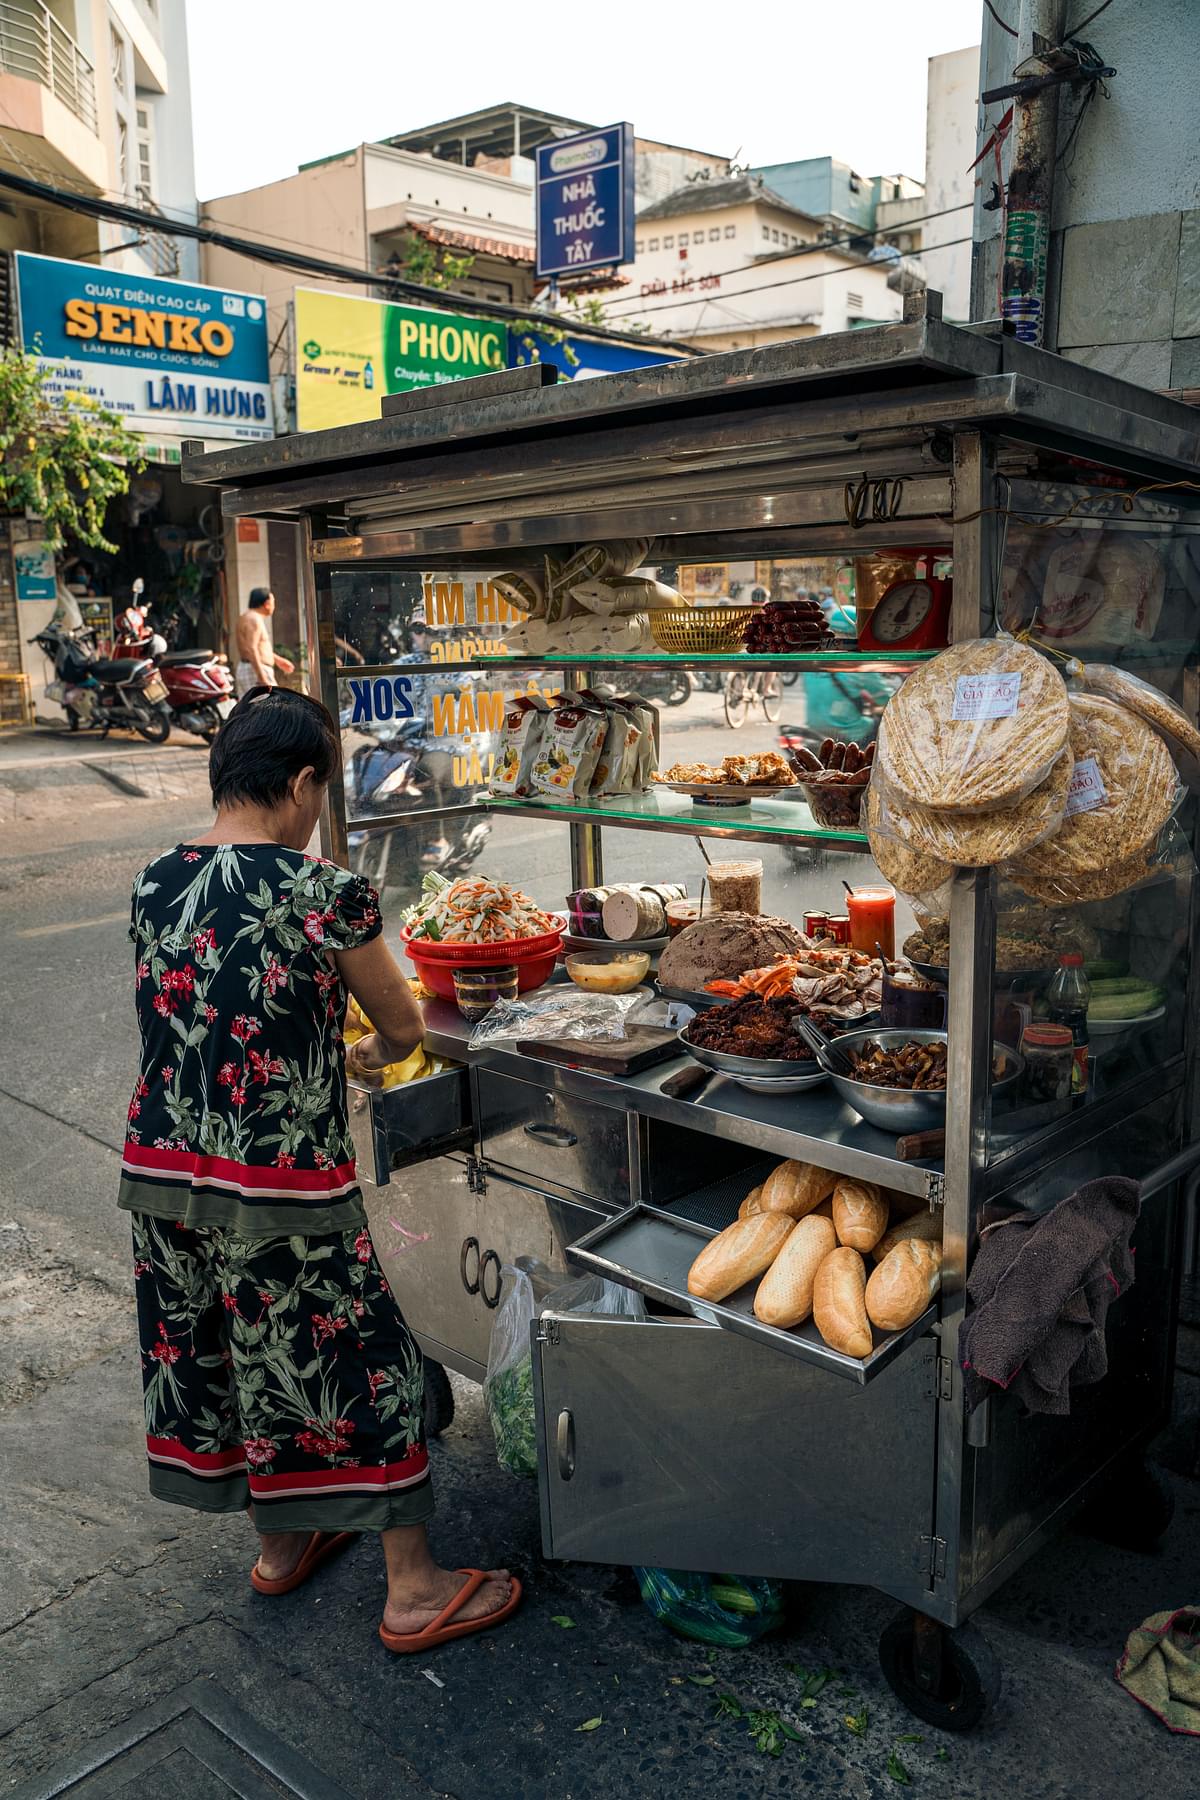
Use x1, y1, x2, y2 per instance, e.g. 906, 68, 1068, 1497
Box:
878, 1608, 1000, 1733
422, 1358, 456, 1440
1075, 1455, 1175, 1550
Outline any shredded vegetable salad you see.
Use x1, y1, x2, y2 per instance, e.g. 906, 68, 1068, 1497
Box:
403, 872, 557, 944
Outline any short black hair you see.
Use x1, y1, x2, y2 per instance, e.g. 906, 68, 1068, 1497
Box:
209, 687, 339, 809
248, 586, 274, 609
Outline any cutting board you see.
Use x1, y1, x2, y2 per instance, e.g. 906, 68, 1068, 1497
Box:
516, 1025, 681, 1076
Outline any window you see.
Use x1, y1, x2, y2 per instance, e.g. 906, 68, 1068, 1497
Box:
136, 104, 155, 197
771, 229, 779, 242
847, 290, 863, 311
709, 227, 720, 241
636, 240, 644, 253
117, 117, 130, 193
663, 235, 674, 248
724, 224, 736, 238
110, 25, 127, 95
762, 226, 769, 240
648, 237, 659, 251
678, 232, 688, 246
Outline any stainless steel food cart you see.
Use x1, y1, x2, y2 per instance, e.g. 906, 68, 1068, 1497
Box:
182, 293, 1200, 1727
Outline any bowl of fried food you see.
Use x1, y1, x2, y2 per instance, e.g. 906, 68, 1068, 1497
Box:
789, 738, 875, 830
823, 1028, 1022, 1132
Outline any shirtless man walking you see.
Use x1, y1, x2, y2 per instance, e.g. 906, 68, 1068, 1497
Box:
234, 588, 296, 697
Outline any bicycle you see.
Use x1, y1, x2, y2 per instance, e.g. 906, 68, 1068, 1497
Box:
723, 667, 784, 729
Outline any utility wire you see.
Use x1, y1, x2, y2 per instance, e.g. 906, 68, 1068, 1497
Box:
0, 165, 702, 355
600, 236, 975, 322
600, 199, 974, 316
1067, 0, 1115, 34
983, 0, 1019, 36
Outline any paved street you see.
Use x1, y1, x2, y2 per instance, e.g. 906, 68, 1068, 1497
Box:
1, 731, 1198, 1798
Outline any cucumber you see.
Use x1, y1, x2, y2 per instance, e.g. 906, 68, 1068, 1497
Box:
1084, 959, 1128, 981
1087, 989, 1163, 1021
1087, 976, 1156, 996
710, 1581, 762, 1616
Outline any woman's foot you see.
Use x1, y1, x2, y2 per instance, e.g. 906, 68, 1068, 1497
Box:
382, 1564, 513, 1637
255, 1529, 317, 1583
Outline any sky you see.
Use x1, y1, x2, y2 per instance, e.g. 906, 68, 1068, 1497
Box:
185, 0, 981, 201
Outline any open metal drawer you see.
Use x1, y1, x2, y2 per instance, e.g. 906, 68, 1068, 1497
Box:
566, 1164, 937, 1385
532, 1310, 937, 1604
349, 1067, 472, 1185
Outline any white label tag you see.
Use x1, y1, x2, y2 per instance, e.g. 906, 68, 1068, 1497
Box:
1064, 756, 1108, 817
952, 671, 1023, 721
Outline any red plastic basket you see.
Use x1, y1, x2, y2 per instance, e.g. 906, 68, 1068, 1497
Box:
400, 925, 563, 1000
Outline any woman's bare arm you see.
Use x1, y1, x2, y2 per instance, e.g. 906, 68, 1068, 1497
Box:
332, 935, 424, 1072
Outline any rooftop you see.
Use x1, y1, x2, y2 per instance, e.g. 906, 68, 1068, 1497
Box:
382, 102, 593, 164
638, 172, 821, 227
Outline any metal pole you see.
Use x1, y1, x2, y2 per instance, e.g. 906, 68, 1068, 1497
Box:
1000, 0, 1065, 346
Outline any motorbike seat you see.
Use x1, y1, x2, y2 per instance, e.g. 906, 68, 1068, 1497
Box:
158, 647, 214, 665
92, 657, 145, 682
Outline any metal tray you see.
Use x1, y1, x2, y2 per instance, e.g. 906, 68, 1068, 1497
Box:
656, 780, 796, 801
657, 981, 732, 1010
566, 1171, 937, 1386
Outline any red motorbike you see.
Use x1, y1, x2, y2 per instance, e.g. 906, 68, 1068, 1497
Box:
114, 595, 235, 743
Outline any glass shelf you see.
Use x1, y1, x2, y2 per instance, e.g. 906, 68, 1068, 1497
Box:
486, 789, 869, 849
426, 650, 937, 674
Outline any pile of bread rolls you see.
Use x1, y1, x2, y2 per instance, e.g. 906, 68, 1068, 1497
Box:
686, 1158, 942, 1359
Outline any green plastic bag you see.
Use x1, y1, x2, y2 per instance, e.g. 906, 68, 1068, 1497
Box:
635, 1567, 785, 1647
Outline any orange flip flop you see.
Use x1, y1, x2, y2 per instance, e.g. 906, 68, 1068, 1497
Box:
378, 1568, 523, 1654
250, 1530, 358, 1595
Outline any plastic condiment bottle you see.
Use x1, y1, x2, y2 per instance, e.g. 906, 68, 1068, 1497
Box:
846, 884, 896, 958
1047, 952, 1091, 1103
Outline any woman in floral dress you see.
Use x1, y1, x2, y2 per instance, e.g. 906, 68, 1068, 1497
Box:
122, 687, 520, 1651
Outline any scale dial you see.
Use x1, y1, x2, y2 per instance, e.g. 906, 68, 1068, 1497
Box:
870, 580, 935, 642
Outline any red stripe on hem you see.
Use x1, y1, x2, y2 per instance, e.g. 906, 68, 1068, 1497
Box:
123, 1142, 357, 1196
147, 1436, 247, 1473
250, 1452, 429, 1493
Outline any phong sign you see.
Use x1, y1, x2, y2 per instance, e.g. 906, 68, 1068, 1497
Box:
13, 253, 273, 441
294, 289, 507, 432
535, 123, 635, 278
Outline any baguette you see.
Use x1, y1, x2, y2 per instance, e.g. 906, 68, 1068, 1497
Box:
759, 1159, 836, 1218
871, 1209, 943, 1263
812, 1246, 873, 1358
687, 1212, 795, 1302
737, 1184, 764, 1219
754, 1214, 838, 1327
831, 1178, 889, 1253
865, 1239, 943, 1332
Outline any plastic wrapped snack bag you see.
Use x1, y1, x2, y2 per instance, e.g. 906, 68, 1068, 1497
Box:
876, 637, 1070, 813
1007, 816, 1194, 910
557, 538, 655, 587
865, 780, 955, 919
572, 573, 688, 615
490, 695, 553, 796
528, 694, 610, 799
869, 748, 1073, 869
1069, 661, 1200, 763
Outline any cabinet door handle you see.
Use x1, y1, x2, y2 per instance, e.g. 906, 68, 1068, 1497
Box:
460, 1235, 481, 1295
556, 1408, 575, 1480
523, 1122, 579, 1149
480, 1248, 503, 1308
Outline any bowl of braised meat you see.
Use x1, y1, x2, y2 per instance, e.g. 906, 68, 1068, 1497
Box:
823, 1028, 1022, 1131
679, 994, 828, 1086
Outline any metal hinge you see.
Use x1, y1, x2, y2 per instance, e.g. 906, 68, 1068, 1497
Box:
536, 1317, 561, 1346
917, 1534, 948, 1582
925, 1170, 946, 1209
466, 1156, 488, 1195
936, 1356, 954, 1402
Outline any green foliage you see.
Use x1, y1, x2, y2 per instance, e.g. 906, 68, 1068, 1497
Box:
396, 231, 477, 292
0, 343, 143, 550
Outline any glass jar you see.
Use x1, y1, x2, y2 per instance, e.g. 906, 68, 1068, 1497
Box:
1019, 1022, 1074, 1113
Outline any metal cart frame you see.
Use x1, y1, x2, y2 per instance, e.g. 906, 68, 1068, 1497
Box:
183, 293, 1200, 1724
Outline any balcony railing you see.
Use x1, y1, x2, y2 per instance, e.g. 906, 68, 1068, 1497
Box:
0, 0, 99, 135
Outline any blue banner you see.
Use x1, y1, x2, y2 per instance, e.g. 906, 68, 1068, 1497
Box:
14, 252, 274, 441
511, 330, 679, 381
535, 123, 635, 279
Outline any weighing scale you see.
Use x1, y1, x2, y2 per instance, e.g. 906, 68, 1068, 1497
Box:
856, 549, 952, 653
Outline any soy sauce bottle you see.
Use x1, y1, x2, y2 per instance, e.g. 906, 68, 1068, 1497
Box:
1047, 952, 1090, 1104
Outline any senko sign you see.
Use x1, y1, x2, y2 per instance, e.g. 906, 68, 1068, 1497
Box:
13, 253, 274, 441
535, 123, 635, 278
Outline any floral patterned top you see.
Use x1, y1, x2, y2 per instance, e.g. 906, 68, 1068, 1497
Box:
120, 844, 383, 1237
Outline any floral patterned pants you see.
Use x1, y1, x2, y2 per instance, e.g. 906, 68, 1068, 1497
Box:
131, 1212, 434, 1532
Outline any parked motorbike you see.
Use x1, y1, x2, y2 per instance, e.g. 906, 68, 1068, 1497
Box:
629, 665, 692, 708
114, 593, 234, 742
346, 723, 490, 901
32, 621, 173, 742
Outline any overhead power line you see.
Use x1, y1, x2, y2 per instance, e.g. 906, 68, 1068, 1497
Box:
0, 166, 702, 356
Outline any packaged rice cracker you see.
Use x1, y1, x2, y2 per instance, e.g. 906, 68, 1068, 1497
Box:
490, 695, 553, 796
581, 688, 641, 795
529, 694, 610, 799
618, 691, 660, 791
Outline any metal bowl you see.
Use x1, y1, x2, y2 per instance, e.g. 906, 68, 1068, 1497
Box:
823, 1028, 1023, 1133
676, 1029, 820, 1080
